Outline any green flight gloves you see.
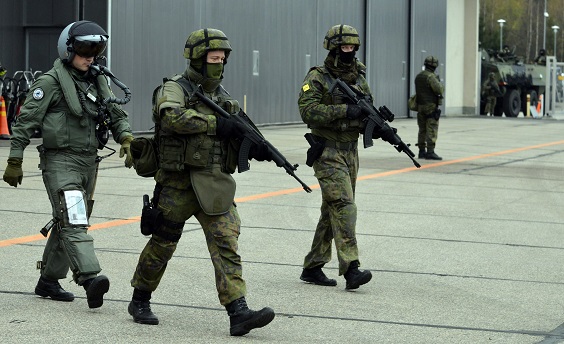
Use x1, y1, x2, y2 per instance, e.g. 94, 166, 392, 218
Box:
3, 157, 23, 187
120, 135, 134, 168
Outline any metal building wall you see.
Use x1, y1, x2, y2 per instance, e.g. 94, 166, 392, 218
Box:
367, 0, 410, 117
409, 0, 448, 98
108, 0, 448, 132
109, 0, 368, 132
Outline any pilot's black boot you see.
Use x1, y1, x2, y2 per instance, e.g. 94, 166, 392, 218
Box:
226, 297, 275, 336
344, 261, 372, 290
83, 275, 110, 308
300, 265, 337, 286
35, 276, 75, 302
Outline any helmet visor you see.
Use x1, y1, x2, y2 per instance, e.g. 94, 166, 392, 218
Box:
73, 36, 107, 58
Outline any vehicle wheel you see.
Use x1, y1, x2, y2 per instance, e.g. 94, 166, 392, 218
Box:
503, 89, 521, 117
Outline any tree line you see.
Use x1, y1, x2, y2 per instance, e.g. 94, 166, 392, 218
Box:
480, 0, 564, 62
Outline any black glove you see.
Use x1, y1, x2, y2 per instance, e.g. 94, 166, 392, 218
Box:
216, 116, 247, 140
249, 142, 273, 162
346, 105, 364, 120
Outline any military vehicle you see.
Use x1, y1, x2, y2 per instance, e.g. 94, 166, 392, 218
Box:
480, 47, 545, 117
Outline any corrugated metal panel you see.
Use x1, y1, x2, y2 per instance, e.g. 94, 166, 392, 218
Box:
367, 0, 410, 117
410, 0, 447, 97
108, 0, 447, 132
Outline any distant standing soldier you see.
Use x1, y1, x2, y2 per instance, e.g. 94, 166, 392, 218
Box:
482, 72, 501, 116
298, 24, 373, 290
534, 49, 547, 65
415, 56, 444, 160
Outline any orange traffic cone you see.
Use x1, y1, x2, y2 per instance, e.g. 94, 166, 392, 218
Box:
0, 96, 10, 139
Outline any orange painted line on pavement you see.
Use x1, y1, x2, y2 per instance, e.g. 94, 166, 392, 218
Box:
2, 140, 563, 248
0, 216, 141, 247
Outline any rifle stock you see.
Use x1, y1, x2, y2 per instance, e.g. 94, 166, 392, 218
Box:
193, 90, 313, 193
329, 79, 421, 168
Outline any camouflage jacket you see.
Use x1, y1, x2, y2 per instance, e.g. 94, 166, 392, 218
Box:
298, 61, 373, 142
415, 69, 444, 115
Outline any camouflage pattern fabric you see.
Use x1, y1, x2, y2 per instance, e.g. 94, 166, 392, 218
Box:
417, 113, 439, 151
484, 96, 497, 115
303, 146, 360, 275
130, 185, 246, 305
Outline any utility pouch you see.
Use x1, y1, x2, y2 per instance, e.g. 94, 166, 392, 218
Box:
140, 194, 163, 236
304, 133, 325, 167
408, 94, 418, 111
131, 137, 159, 177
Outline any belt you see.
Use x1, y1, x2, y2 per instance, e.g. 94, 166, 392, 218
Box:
324, 140, 357, 151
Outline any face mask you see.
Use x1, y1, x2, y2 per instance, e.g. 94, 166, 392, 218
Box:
206, 63, 224, 79
339, 50, 356, 64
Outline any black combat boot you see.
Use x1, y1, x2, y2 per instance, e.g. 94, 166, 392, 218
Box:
129, 288, 159, 325
300, 265, 337, 286
344, 261, 372, 290
418, 149, 426, 159
425, 150, 443, 160
35, 276, 75, 302
226, 297, 275, 336
83, 275, 110, 308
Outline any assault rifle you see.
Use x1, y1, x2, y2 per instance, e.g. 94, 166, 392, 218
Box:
193, 89, 313, 193
329, 79, 421, 168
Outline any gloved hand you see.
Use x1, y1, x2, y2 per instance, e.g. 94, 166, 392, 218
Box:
249, 142, 273, 162
216, 116, 247, 140
119, 135, 134, 168
345, 105, 365, 120
3, 157, 23, 187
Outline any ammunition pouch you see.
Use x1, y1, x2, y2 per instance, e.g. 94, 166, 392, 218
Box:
158, 133, 221, 172
131, 137, 159, 178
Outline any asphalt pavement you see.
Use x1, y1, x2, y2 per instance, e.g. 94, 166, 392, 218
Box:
1, 114, 564, 344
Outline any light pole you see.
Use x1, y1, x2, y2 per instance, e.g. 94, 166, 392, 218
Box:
497, 19, 506, 50
544, 0, 549, 50
553, 25, 560, 59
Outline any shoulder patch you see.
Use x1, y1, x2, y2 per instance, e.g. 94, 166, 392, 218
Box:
302, 83, 310, 92
32, 88, 44, 100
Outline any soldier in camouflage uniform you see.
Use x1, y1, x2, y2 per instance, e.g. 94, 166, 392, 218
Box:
415, 56, 444, 160
298, 24, 373, 291
2, 21, 134, 308
128, 28, 275, 336
482, 72, 501, 116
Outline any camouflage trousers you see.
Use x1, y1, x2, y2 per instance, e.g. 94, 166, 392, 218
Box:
130, 184, 246, 306
417, 112, 439, 151
40, 149, 101, 285
304, 145, 360, 276
484, 96, 497, 115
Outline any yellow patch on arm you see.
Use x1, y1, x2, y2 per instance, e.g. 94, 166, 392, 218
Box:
302, 83, 310, 92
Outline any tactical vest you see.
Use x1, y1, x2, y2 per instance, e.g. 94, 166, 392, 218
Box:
307, 66, 369, 132
415, 71, 440, 106
153, 75, 240, 173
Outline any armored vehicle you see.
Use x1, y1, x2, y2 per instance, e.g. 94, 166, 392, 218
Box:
480, 48, 545, 117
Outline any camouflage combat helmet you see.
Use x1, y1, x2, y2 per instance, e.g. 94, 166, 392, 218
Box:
323, 24, 361, 51
184, 28, 232, 60
424, 56, 439, 69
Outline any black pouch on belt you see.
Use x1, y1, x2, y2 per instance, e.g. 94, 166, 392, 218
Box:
304, 133, 325, 167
